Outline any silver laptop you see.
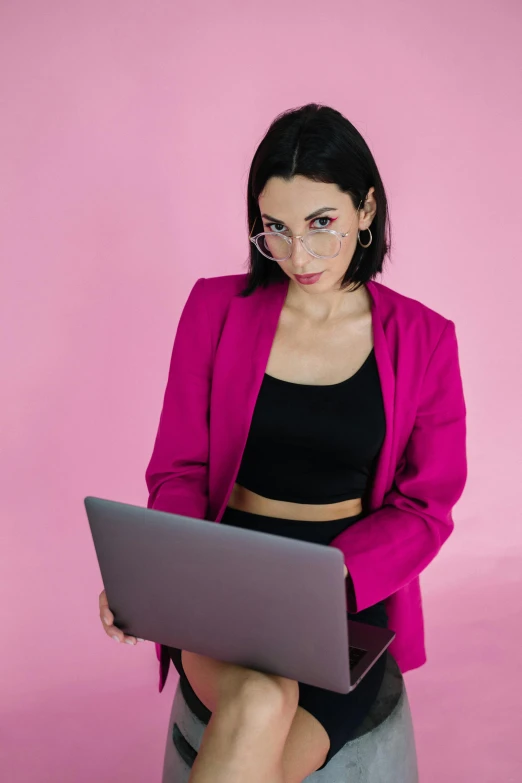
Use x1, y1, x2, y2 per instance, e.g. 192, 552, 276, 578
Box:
84, 496, 395, 693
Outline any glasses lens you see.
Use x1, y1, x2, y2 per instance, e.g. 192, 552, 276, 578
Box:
255, 231, 341, 260
257, 234, 291, 260
304, 231, 341, 258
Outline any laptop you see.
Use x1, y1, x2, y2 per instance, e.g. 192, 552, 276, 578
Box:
84, 496, 395, 693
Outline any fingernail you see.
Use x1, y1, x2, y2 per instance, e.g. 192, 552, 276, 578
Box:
112, 635, 120, 643
125, 639, 135, 645
137, 638, 145, 642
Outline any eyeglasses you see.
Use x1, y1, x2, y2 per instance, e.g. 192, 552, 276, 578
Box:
249, 198, 364, 262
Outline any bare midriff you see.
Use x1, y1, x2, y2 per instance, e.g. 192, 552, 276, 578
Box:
226, 482, 363, 522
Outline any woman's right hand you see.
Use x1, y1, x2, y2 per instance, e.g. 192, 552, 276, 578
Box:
99, 589, 142, 645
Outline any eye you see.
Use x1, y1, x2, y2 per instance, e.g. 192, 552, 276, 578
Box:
265, 222, 287, 234
265, 216, 334, 233
311, 216, 333, 229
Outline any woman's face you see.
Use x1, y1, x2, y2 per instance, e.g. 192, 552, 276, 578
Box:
258, 175, 376, 291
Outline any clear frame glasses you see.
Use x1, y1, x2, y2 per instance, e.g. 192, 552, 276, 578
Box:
249, 198, 364, 262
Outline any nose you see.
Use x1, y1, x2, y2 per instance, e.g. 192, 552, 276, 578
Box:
289, 236, 314, 270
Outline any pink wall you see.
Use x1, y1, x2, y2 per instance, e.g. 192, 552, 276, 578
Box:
1, 1, 521, 781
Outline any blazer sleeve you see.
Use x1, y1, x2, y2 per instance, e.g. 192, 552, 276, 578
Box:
330, 319, 468, 613
145, 277, 212, 521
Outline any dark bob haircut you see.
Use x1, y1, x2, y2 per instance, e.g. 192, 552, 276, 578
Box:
239, 102, 392, 297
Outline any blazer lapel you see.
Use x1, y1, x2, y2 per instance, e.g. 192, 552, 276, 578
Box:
208, 277, 288, 522
208, 277, 396, 522
365, 281, 396, 511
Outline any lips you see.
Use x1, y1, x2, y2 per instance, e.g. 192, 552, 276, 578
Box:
294, 271, 323, 284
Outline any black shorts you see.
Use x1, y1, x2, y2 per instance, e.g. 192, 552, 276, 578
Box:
168, 506, 388, 772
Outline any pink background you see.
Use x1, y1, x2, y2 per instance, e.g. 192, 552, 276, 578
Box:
1, 1, 521, 781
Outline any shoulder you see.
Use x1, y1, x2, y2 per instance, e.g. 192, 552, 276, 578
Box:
189, 273, 250, 353
368, 279, 456, 354
369, 279, 450, 327
193, 273, 249, 320
198, 273, 248, 301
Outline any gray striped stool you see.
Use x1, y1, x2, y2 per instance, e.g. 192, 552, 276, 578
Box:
161, 652, 419, 782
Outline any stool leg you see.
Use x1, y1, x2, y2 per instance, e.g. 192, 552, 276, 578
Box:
162, 687, 194, 783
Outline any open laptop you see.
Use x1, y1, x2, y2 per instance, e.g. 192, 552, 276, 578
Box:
85, 496, 395, 693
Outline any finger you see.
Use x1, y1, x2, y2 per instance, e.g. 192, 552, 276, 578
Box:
99, 591, 113, 625
101, 607, 114, 627
99, 591, 118, 629
103, 619, 139, 645
99, 590, 142, 645
107, 626, 125, 643
123, 635, 138, 645
111, 630, 138, 645
100, 594, 114, 627
103, 622, 136, 644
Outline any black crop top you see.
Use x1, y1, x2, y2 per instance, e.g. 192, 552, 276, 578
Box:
235, 348, 386, 504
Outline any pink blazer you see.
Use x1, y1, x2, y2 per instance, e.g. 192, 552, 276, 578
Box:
145, 273, 468, 692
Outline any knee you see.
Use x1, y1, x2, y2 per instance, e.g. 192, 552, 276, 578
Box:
224, 669, 299, 724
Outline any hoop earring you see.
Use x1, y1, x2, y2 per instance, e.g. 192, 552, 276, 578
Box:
358, 227, 372, 248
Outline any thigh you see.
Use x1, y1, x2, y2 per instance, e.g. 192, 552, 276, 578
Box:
180, 649, 237, 714
180, 649, 298, 716
177, 649, 332, 781
297, 650, 388, 772
282, 705, 331, 781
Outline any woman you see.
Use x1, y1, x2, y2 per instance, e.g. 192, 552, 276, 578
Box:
100, 103, 467, 782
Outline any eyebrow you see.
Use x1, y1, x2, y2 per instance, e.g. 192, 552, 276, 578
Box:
260, 206, 338, 223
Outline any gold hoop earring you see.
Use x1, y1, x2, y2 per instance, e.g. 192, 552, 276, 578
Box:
358, 227, 372, 248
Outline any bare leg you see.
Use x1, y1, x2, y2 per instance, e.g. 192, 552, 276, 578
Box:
188, 675, 299, 783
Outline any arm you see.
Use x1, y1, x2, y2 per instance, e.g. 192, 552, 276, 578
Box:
145, 277, 211, 521
334, 319, 467, 613
344, 564, 357, 611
